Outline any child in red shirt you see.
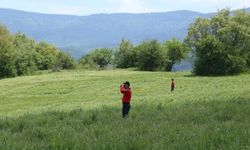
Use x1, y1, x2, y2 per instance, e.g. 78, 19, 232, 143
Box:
120, 81, 132, 118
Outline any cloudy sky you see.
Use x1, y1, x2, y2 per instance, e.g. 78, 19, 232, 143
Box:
0, 0, 250, 15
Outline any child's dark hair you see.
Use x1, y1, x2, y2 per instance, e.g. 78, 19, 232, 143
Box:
171, 78, 174, 81
124, 81, 130, 87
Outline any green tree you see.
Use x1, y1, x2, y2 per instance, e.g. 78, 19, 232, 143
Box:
78, 53, 96, 69
185, 9, 250, 75
114, 39, 136, 68
162, 38, 187, 71
136, 40, 163, 71
0, 24, 16, 78
228, 10, 250, 68
13, 33, 38, 75
35, 41, 59, 70
91, 48, 113, 69
53, 51, 76, 71
192, 35, 228, 75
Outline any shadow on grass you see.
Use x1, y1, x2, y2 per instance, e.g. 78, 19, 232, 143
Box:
0, 98, 249, 150
182, 72, 244, 78
182, 74, 196, 77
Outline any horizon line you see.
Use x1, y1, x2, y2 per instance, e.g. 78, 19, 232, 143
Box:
2, 6, 248, 17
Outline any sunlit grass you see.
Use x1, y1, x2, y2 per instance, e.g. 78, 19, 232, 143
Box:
0, 69, 249, 149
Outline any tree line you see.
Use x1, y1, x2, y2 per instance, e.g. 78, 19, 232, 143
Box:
79, 9, 250, 75
1, 9, 250, 79
185, 9, 250, 75
78, 38, 187, 72
0, 24, 76, 78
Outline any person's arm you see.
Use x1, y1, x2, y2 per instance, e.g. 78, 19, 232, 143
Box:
120, 85, 129, 93
120, 85, 124, 93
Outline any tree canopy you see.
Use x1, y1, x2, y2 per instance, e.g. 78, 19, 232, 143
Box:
162, 38, 188, 71
0, 24, 76, 79
114, 39, 136, 68
0, 24, 16, 78
185, 9, 250, 75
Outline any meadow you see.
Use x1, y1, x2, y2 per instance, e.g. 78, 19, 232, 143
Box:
0, 69, 249, 150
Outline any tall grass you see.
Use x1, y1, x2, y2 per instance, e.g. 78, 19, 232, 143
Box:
0, 70, 249, 149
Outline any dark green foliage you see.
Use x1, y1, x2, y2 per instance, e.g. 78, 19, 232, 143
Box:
185, 9, 250, 75
0, 24, 16, 78
113, 38, 188, 71
92, 48, 113, 69
78, 54, 96, 69
13, 33, 38, 76
162, 38, 187, 71
136, 40, 163, 71
226, 55, 247, 74
193, 35, 227, 75
53, 52, 76, 71
114, 39, 136, 68
82, 39, 188, 71
35, 41, 59, 70
78, 48, 112, 69
89, 48, 113, 69
0, 24, 74, 79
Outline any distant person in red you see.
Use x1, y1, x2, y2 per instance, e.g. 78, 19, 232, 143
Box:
120, 81, 132, 118
171, 78, 175, 92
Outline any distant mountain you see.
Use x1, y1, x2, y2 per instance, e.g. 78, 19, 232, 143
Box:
0, 8, 207, 57
0, 7, 249, 59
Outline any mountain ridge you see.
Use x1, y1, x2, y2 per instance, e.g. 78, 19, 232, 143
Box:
0, 7, 249, 58
0, 7, 205, 17
0, 8, 206, 57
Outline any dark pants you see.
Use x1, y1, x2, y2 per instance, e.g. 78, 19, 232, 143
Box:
171, 85, 174, 92
122, 103, 131, 118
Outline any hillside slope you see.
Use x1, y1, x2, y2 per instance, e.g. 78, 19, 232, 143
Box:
0, 70, 249, 149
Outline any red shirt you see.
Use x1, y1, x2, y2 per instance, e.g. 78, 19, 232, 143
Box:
120, 85, 132, 103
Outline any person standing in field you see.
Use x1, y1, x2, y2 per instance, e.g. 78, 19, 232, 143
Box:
120, 81, 132, 118
171, 78, 175, 92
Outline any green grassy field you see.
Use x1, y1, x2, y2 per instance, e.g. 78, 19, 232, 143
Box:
0, 70, 249, 150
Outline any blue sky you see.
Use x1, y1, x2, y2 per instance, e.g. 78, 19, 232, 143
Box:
0, 0, 250, 15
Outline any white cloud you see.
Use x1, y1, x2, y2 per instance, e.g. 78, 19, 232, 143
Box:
234, 0, 250, 9
118, 0, 147, 12
1, 0, 250, 15
44, 5, 99, 15
103, 0, 159, 13
94, 0, 250, 14
46, 6, 83, 15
